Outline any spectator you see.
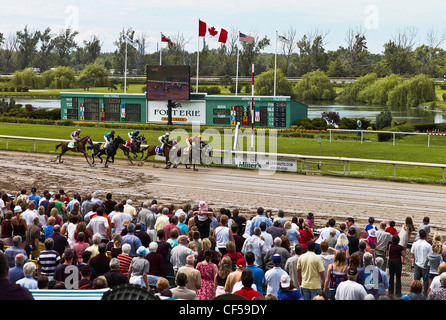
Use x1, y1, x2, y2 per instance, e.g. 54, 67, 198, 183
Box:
164, 215, 181, 241
398, 217, 416, 248
155, 207, 170, 232
8, 253, 26, 284
284, 244, 303, 291
48, 225, 69, 257
145, 205, 158, 242
264, 237, 291, 270
334, 267, 367, 300
103, 193, 117, 215
25, 216, 41, 258
428, 262, 446, 295
1, 211, 13, 246
195, 249, 217, 300
44, 216, 55, 240
315, 219, 340, 254
86, 206, 110, 241
415, 216, 431, 242
249, 207, 273, 235
170, 235, 197, 275
267, 221, 286, 241
376, 221, 392, 270
386, 221, 398, 236
129, 246, 150, 288
401, 280, 426, 300
16, 262, 38, 290
177, 213, 189, 236
334, 233, 350, 259
375, 257, 389, 296
222, 241, 243, 271
265, 254, 288, 297
134, 223, 151, 248
146, 241, 166, 282
298, 221, 314, 251
121, 223, 142, 257
156, 230, 173, 276
387, 234, 406, 297
104, 258, 129, 289
54, 248, 80, 283
4, 236, 27, 268
111, 204, 132, 235
234, 269, 263, 300
284, 221, 300, 247
345, 217, 360, 239
231, 223, 245, 253
214, 256, 232, 296
260, 222, 273, 250
277, 273, 303, 300
357, 252, 384, 299
347, 226, 360, 256
225, 258, 246, 293
89, 243, 111, 279
117, 243, 133, 277
411, 229, 432, 296
37, 238, 61, 277
75, 266, 94, 289
123, 199, 136, 219
37, 276, 49, 289
93, 276, 108, 289
0, 251, 33, 300
427, 272, 446, 300
10, 206, 27, 244
171, 272, 197, 300
178, 254, 201, 293
365, 217, 375, 235
212, 214, 233, 256
425, 241, 444, 289
319, 241, 335, 278
324, 250, 348, 300
297, 240, 325, 300
241, 227, 268, 270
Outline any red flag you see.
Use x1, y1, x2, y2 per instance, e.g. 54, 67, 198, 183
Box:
161, 33, 173, 47
198, 20, 228, 43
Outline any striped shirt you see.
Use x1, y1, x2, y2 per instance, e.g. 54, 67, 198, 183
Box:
117, 254, 133, 276
37, 250, 61, 276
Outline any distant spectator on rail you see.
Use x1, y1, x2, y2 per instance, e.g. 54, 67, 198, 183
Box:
415, 216, 431, 242
398, 216, 416, 248
386, 220, 398, 236
365, 217, 376, 235
412, 229, 432, 296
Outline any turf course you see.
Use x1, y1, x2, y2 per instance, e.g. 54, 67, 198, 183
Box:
1, 122, 446, 184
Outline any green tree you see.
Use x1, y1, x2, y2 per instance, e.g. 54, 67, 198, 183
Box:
336, 72, 378, 102
293, 69, 336, 101
78, 63, 109, 89
255, 69, 294, 97
35, 27, 54, 72
239, 36, 270, 76
53, 27, 79, 66
387, 74, 436, 107
375, 106, 393, 130
16, 26, 41, 70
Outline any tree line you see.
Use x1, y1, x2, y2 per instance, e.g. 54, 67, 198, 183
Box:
1, 25, 446, 78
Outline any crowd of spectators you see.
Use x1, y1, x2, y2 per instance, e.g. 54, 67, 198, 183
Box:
1, 187, 446, 301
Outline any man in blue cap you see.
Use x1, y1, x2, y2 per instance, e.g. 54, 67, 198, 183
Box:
265, 254, 288, 297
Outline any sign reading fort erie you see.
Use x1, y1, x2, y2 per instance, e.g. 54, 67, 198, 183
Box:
147, 100, 206, 124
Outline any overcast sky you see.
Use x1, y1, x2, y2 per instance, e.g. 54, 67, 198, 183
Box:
2, 0, 446, 54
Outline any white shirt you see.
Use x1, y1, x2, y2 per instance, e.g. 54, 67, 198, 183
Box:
112, 212, 133, 234
265, 267, 288, 296
261, 231, 273, 249
87, 215, 109, 239
335, 280, 367, 300
411, 239, 432, 268
315, 227, 340, 244
22, 209, 37, 225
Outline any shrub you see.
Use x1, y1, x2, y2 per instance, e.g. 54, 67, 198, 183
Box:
293, 70, 336, 101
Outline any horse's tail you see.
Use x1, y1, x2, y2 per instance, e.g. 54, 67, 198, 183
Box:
55, 143, 62, 151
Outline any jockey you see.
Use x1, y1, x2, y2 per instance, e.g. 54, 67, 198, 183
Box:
70, 129, 81, 145
185, 136, 193, 153
104, 130, 115, 150
126, 130, 139, 148
158, 132, 170, 152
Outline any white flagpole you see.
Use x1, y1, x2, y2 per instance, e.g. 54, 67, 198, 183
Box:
235, 34, 240, 96
160, 33, 162, 66
274, 31, 277, 96
124, 38, 128, 94
196, 20, 200, 93
251, 63, 255, 152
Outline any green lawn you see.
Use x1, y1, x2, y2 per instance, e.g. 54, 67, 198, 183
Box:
1, 122, 446, 184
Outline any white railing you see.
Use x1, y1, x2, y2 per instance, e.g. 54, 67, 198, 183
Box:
1, 135, 446, 182
327, 128, 444, 147
213, 149, 446, 183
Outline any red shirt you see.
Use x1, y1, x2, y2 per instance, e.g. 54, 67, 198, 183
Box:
385, 227, 398, 236
299, 229, 314, 248
234, 287, 263, 300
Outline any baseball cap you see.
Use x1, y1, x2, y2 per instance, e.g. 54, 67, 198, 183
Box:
280, 274, 291, 288
236, 258, 246, 269
272, 254, 282, 265
14, 206, 22, 213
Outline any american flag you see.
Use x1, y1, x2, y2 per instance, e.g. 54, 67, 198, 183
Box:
239, 32, 254, 44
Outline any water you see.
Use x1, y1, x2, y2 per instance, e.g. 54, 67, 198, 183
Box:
8, 98, 446, 124
307, 101, 446, 124
13, 98, 60, 110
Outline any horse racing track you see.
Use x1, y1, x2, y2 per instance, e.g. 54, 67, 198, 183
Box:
1, 149, 446, 236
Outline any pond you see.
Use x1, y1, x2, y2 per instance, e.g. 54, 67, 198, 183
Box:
307, 101, 446, 124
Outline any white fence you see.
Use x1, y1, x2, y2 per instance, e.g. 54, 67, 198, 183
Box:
1, 135, 446, 182
327, 128, 446, 147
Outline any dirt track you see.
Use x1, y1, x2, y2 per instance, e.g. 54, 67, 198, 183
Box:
1, 150, 446, 233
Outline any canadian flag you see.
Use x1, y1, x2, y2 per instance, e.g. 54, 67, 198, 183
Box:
199, 19, 228, 43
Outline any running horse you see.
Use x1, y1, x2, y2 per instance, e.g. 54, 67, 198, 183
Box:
103, 135, 125, 168
53, 136, 93, 166
172, 141, 212, 171
139, 140, 177, 169
119, 135, 149, 164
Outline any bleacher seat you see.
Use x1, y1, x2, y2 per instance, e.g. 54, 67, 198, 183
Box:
30, 289, 110, 300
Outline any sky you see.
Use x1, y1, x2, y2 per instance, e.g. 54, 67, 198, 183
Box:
2, 0, 446, 54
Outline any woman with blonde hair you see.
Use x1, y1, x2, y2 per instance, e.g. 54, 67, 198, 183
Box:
398, 216, 415, 248
334, 233, 350, 259
284, 220, 300, 247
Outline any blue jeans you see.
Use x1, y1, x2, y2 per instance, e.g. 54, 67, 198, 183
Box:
301, 288, 321, 300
